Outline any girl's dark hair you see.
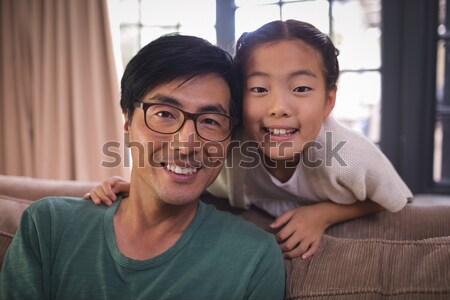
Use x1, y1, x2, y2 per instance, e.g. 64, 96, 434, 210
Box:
235, 19, 340, 90
121, 34, 241, 123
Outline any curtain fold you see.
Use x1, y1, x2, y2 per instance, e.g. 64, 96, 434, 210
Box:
1, 0, 129, 181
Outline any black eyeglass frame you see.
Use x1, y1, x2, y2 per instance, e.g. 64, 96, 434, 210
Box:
133, 102, 238, 142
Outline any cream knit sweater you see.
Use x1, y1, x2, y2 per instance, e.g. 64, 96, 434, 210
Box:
207, 116, 413, 213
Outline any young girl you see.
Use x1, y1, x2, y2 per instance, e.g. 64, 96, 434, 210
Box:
85, 20, 412, 259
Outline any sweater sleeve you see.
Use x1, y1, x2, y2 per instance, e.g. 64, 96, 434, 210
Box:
304, 116, 413, 212
0, 204, 52, 300
206, 129, 251, 210
206, 168, 230, 198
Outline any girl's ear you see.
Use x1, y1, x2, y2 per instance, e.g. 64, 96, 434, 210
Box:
324, 86, 337, 119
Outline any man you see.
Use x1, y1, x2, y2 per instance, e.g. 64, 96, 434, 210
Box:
0, 35, 285, 299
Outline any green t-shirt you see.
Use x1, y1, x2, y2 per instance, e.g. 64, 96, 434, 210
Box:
0, 197, 285, 300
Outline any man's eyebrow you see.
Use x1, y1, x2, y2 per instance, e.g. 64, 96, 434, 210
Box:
198, 104, 228, 114
147, 93, 228, 114
147, 94, 181, 106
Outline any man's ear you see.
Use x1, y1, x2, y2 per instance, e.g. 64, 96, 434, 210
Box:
123, 113, 130, 131
324, 86, 337, 119
124, 113, 130, 147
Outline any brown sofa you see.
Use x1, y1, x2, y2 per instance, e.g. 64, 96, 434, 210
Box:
1, 175, 450, 299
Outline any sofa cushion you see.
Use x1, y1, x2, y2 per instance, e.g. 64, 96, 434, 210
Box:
286, 235, 450, 299
0, 194, 33, 269
325, 204, 450, 240
285, 204, 450, 300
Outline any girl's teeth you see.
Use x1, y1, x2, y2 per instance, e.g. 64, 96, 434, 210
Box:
269, 128, 294, 136
166, 164, 198, 175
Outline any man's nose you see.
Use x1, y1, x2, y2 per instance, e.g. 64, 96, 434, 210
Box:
172, 119, 200, 155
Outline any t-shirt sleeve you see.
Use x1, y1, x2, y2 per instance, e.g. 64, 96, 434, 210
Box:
245, 237, 285, 300
0, 206, 51, 299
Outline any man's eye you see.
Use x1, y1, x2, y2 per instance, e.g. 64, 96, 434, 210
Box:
202, 118, 220, 126
155, 111, 175, 119
250, 87, 268, 93
293, 86, 312, 93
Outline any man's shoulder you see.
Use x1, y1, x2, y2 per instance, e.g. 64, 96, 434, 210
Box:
28, 196, 93, 210
200, 203, 278, 248
26, 196, 105, 221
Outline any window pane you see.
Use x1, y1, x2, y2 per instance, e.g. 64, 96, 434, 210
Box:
235, 5, 280, 39
119, 0, 140, 24
281, 0, 330, 34
435, 1, 450, 185
140, 26, 177, 46
434, 118, 450, 184
235, 0, 279, 6
120, 25, 140, 66
439, 0, 446, 27
436, 40, 445, 104
179, 0, 216, 28
333, 71, 381, 142
139, 0, 216, 44
332, 0, 381, 70
141, 0, 180, 26
179, 25, 217, 44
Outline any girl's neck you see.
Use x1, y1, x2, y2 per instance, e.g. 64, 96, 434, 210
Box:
262, 152, 301, 183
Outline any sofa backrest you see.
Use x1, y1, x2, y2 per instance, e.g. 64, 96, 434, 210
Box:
0, 175, 98, 268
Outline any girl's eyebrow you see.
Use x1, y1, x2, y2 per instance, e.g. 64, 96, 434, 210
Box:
246, 70, 317, 79
246, 71, 269, 79
146, 93, 228, 114
289, 70, 317, 78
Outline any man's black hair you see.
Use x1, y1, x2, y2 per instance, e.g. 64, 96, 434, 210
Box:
121, 34, 241, 123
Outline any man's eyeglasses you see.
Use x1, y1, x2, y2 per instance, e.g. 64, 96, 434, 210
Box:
133, 102, 238, 142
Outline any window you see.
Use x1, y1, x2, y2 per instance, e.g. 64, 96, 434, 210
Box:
116, 0, 382, 142
233, 0, 382, 142
118, 0, 216, 66
435, 0, 450, 187
115, 0, 449, 194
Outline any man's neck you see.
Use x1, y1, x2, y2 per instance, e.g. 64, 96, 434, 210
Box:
113, 185, 199, 260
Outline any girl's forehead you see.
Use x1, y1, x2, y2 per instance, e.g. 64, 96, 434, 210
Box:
250, 40, 319, 61
245, 40, 325, 74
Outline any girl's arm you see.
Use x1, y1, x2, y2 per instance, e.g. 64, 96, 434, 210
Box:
271, 200, 384, 260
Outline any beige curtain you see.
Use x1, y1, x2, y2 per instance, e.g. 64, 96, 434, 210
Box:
0, 0, 129, 181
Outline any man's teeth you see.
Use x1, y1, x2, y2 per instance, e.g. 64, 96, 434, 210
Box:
166, 164, 198, 175
268, 128, 296, 136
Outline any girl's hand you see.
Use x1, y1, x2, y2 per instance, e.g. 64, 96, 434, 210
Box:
83, 176, 130, 206
270, 205, 328, 260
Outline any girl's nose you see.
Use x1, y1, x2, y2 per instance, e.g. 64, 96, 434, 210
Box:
268, 91, 291, 118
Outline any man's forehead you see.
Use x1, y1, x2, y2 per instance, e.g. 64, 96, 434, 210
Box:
143, 74, 231, 113
145, 93, 228, 114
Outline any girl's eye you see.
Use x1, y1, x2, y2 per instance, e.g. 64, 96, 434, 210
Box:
250, 87, 268, 93
293, 86, 312, 93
